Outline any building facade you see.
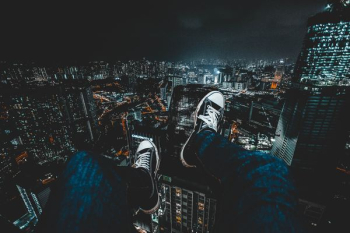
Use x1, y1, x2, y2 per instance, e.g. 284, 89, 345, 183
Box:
294, 1, 350, 83
154, 176, 217, 233
2, 84, 98, 164
271, 86, 350, 171
271, 2, 350, 172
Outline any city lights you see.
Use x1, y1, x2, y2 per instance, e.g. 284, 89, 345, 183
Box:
0, 1, 349, 232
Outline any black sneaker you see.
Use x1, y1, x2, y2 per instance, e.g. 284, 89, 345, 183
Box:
134, 140, 160, 214
180, 91, 225, 168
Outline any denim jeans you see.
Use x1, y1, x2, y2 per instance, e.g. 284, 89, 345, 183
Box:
35, 151, 145, 233
36, 131, 303, 233
195, 130, 304, 232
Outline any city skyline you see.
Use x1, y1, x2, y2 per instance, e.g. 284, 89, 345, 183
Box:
0, 1, 349, 232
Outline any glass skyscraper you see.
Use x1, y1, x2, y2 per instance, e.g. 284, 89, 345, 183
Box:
271, 1, 350, 172
294, 0, 350, 84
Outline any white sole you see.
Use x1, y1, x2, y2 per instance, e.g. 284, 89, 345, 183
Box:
140, 192, 161, 214
180, 91, 222, 168
140, 140, 161, 214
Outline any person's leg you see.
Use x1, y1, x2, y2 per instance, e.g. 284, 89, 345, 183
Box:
36, 142, 160, 233
181, 91, 303, 232
35, 151, 135, 233
195, 130, 303, 232
126, 140, 161, 214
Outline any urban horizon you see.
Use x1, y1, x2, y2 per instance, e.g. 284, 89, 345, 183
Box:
1, 1, 350, 233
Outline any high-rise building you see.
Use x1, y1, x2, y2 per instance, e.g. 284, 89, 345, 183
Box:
62, 85, 99, 143
218, 66, 233, 84
160, 81, 168, 101
271, 1, 350, 173
4, 184, 52, 231
234, 82, 247, 90
197, 75, 206, 85
3, 83, 98, 164
271, 86, 349, 171
293, 0, 350, 83
155, 176, 217, 233
169, 76, 183, 91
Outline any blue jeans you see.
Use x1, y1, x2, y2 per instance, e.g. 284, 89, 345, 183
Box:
196, 130, 303, 232
36, 131, 303, 232
35, 152, 145, 233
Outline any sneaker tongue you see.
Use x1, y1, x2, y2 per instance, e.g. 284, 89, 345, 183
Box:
208, 93, 224, 108
137, 148, 151, 155
210, 102, 222, 111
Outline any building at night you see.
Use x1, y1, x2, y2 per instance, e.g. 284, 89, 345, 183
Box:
218, 66, 234, 84
271, 5, 350, 230
154, 175, 217, 233
7, 185, 52, 231
160, 81, 169, 101
271, 1, 350, 173
1, 83, 98, 164
271, 86, 350, 171
293, 0, 350, 84
168, 76, 184, 91
234, 82, 247, 90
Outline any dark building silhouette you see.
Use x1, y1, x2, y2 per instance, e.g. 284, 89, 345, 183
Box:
271, 2, 350, 173
271, 86, 350, 171
271, 3, 350, 230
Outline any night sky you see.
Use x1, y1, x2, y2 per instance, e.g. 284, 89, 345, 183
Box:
0, 0, 326, 62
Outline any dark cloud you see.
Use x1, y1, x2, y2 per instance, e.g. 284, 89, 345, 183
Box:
0, 0, 326, 62
178, 16, 203, 29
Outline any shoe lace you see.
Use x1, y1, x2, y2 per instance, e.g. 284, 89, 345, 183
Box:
198, 105, 220, 131
134, 151, 151, 171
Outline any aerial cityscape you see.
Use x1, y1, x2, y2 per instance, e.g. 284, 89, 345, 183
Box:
0, 0, 349, 232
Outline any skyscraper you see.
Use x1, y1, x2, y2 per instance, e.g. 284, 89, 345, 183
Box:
271, 1, 350, 173
169, 76, 184, 91
271, 86, 349, 170
2, 82, 98, 164
156, 176, 217, 233
293, 0, 350, 84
